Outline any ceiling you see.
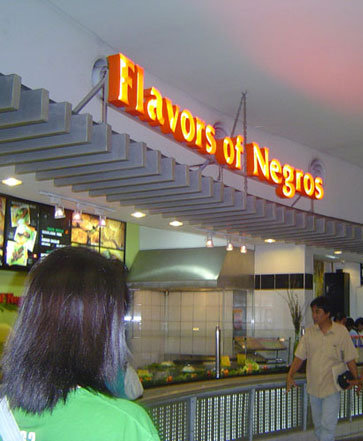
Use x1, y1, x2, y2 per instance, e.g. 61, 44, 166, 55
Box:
48, 0, 363, 167
1, 0, 363, 263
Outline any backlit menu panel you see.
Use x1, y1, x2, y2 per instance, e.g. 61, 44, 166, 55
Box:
0, 197, 5, 266
4, 199, 39, 268
38, 205, 72, 258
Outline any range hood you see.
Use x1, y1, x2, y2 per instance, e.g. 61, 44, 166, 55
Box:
127, 247, 254, 291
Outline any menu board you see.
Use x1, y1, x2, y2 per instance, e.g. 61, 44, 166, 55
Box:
0, 197, 5, 265
71, 212, 100, 250
72, 212, 125, 261
0, 195, 126, 270
4, 199, 39, 268
100, 218, 125, 261
38, 204, 72, 258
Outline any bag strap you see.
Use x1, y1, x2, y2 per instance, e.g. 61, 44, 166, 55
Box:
0, 397, 24, 441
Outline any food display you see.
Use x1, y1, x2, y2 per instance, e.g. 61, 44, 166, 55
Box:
101, 218, 125, 250
72, 212, 125, 262
71, 213, 100, 247
136, 357, 270, 389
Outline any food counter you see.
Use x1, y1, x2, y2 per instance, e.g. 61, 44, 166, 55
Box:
137, 356, 288, 389
140, 370, 296, 404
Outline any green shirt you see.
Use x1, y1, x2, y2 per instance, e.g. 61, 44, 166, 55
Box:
13, 388, 160, 441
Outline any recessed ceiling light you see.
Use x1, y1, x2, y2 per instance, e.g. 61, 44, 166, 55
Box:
169, 220, 183, 227
2, 177, 22, 187
334, 250, 342, 255
131, 211, 146, 218
264, 238, 276, 243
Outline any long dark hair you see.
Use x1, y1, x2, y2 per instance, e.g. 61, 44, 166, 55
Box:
0, 246, 130, 413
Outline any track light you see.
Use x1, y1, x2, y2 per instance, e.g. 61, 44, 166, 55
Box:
206, 233, 214, 248
98, 215, 107, 228
54, 202, 65, 219
226, 238, 233, 251
240, 245, 247, 254
40, 192, 115, 221
72, 204, 82, 222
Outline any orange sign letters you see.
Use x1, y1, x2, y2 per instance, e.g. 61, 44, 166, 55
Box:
108, 53, 324, 200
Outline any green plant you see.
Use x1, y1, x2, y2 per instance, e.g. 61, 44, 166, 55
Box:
280, 288, 304, 336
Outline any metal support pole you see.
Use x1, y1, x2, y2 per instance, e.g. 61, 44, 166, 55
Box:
73, 69, 108, 115
348, 389, 353, 421
188, 396, 197, 441
215, 325, 221, 379
302, 382, 308, 431
248, 387, 255, 441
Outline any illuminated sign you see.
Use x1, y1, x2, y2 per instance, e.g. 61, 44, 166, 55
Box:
0, 293, 20, 306
108, 53, 324, 200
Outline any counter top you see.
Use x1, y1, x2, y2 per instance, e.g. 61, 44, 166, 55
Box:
139, 372, 305, 404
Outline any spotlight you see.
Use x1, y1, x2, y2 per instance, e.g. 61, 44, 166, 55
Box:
240, 245, 247, 254
206, 233, 214, 248
226, 238, 233, 251
72, 204, 82, 222
54, 203, 65, 219
98, 215, 107, 228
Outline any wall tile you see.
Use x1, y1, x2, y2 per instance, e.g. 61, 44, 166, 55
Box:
192, 337, 207, 354
167, 306, 181, 321
193, 304, 206, 321
151, 305, 162, 321
206, 305, 220, 322
180, 321, 193, 337
165, 337, 181, 354
181, 305, 194, 322
151, 291, 163, 306
207, 292, 220, 306
140, 306, 152, 320
181, 292, 194, 306
180, 337, 193, 354
168, 292, 181, 306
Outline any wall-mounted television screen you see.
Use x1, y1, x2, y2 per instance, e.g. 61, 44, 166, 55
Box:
38, 204, 72, 258
4, 198, 39, 269
0, 197, 5, 266
0, 194, 126, 271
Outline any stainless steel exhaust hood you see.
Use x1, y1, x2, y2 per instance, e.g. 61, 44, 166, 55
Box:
127, 247, 254, 291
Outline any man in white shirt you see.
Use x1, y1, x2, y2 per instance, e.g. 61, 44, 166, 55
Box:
286, 296, 360, 441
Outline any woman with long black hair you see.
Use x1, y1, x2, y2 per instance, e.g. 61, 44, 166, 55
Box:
0, 246, 160, 441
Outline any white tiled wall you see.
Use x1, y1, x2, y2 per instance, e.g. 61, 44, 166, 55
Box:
127, 289, 233, 368
127, 287, 312, 367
